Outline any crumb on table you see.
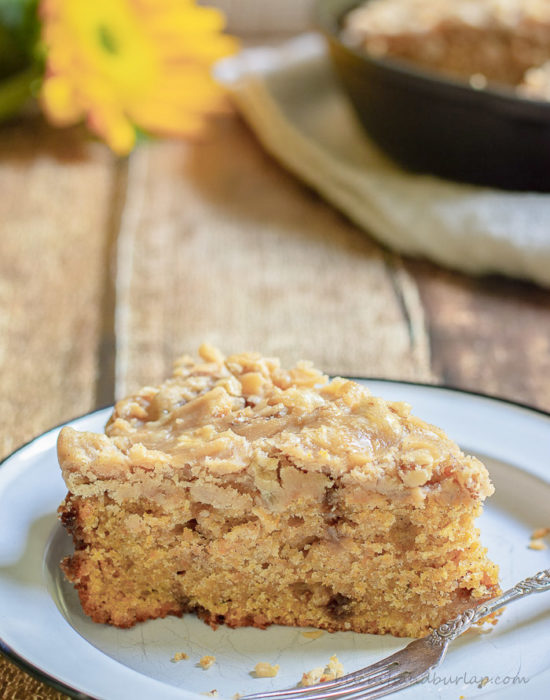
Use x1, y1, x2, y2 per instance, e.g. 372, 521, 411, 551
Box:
299, 655, 344, 687
253, 662, 280, 678
171, 652, 188, 662
301, 630, 324, 640
199, 655, 216, 670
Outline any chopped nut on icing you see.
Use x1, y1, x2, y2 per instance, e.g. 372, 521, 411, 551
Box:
58, 348, 493, 505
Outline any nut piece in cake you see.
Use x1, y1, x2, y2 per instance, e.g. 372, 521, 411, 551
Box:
57, 345, 499, 637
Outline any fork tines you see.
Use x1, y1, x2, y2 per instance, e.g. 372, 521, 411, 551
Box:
241, 657, 423, 700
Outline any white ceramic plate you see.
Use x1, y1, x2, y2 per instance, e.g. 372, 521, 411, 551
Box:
1, 381, 549, 700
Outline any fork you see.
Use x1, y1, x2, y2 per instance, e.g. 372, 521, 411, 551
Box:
241, 568, 550, 700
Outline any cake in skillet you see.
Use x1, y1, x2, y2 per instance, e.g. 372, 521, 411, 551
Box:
344, 0, 550, 98
57, 344, 499, 637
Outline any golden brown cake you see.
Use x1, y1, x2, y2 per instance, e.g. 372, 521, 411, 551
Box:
57, 345, 499, 637
344, 0, 550, 98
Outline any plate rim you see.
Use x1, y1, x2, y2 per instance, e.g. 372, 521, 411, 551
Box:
1, 381, 549, 699
0, 405, 112, 700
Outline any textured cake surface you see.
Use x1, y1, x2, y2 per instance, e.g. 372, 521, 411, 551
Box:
58, 344, 499, 636
344, 0, 550, 97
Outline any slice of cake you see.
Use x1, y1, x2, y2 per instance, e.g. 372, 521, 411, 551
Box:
57, 345, 499, 637
344, 0, 550, 97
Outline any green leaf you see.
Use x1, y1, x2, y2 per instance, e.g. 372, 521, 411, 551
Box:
0, 62, 40, 121
0, 0, 40, 77
0, 0, 40, 42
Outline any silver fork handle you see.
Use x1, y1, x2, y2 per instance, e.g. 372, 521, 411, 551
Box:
430, 567, 550, 645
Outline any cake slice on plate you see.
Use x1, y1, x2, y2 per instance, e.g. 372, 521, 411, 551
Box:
57, 345, 499, 637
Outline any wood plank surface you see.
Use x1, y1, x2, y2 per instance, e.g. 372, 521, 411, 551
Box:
409, 261, 550, 412
114, 115, 432, 397
0, 116, 117, 699
0, 116, 117, 456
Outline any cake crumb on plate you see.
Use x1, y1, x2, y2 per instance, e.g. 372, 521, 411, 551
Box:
171, 652, 188, 662
253, 662, 280, 678
301, 630, 324, 639
528, 526, 549, 550
199, 655, 216, 670
299, 655, 344, 687
299, 666, 324, 687
464, 625, 491, 636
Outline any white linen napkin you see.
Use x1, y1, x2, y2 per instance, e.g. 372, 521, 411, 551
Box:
217, 34, 550, 288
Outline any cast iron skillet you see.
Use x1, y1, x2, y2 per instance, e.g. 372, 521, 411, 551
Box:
315, 0, 550, 191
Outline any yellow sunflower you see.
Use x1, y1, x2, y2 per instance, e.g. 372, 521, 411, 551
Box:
40, 0, 239, 154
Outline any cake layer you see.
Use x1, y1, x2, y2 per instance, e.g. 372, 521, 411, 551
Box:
344, 0, 550, 93
57, 344, 499, 636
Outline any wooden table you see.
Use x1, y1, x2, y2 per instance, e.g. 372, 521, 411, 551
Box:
1, 110, 549, 699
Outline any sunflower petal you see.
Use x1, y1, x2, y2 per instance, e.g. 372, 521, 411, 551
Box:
127, 100, 209, 137
41, 75, 83, 125
40, 0, 239, 152
88, 106, 136, 155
